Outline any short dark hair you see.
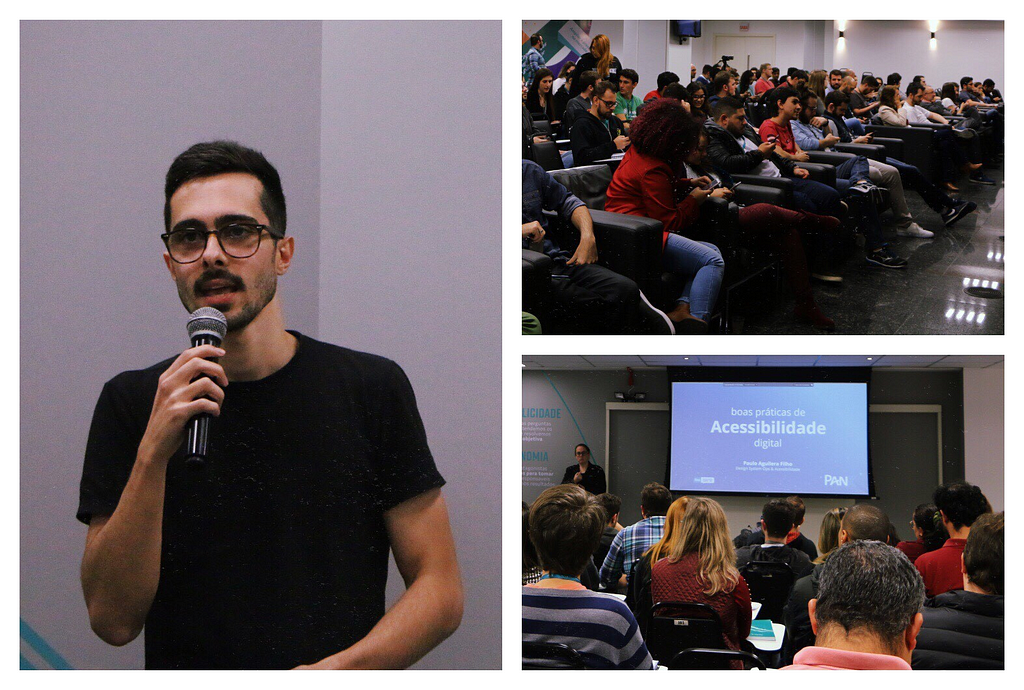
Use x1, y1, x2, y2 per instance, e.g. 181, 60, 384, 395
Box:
912, 75, 925, 84
786, 496, 807, 525
593, 80, 616, 99
787, 67, 798, 77
934, 481, 990, 531
574, 443, 591, 455
712, 70, 734, 94
963, 512, 1003, 595
825, 90, 850, 109
620, 68, 639, 85
861, 75, 879, 89
578, 70, 600, 93
596, 492, 622, 524
657, 71, 681, 91
661, 82, 689, 102
790, 69, 808, 82
960, 76, 973, 87
905, 82, 925, 98
761, 499, 796, 538
886, 72, 902, 85
711, 95, 745, 121
815, 541, 925, 651
770, 86, 800, 116
530, 33, 542, 47
841, 504, 891, 543
983, 78, 996, 88
829, 69, 844, 79
640, 482, 673, 517
529, 484, 605, 576
164, 141, 286, 235
702, 64, 713, 75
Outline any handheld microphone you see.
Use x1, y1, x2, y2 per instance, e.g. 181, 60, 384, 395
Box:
184, 307, 228, 469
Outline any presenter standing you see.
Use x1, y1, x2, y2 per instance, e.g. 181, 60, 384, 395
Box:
561, 443, 607, 494
77, 141, 463, 669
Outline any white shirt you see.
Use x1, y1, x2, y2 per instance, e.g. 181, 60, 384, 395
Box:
736, 134, 782, 178
900, 102, 932, 124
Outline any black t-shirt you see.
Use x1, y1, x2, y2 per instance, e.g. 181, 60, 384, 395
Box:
560, 462, 606, 495
77, 332, 444, 669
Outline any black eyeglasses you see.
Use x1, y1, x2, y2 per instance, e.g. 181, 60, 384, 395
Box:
162, 223, 278, 264
599, 99, 617, 108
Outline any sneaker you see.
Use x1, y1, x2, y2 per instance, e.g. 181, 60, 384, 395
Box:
896, 222, 935, 238
638, 289, 675, 335
848, 180, 878, 197
969, 172, 996, 185
942, 200, 978, 227
866, 246, 908, 269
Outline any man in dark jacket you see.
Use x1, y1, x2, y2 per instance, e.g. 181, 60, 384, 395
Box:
734, 496, 817, 560
570, 80, 629, 167
783, 504, 891, 663
913, 512, 1003, 669
736, 500, 814, 577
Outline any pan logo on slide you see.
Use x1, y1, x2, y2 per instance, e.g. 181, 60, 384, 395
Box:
824, 475, 849, 487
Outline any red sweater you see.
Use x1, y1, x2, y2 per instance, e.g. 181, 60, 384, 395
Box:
915, 538, 967, 597
758, 118, 796, 154
896, 538, 927, 564
651, 553, 752, 652
604, 148, 702, 248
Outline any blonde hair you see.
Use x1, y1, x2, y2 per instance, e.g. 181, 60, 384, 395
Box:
666, 497, 740, 596
644, 497, 690, 564
814, 508, 845, 564
590, 34, 614, 78
808, 70, 827, 99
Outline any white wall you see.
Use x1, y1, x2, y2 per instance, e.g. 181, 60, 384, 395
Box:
691, 21, 815, 74
962, 368, 1004, 511
619, 20, 670, 98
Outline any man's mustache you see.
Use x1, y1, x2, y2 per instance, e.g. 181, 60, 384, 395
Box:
194, 270, 245, 294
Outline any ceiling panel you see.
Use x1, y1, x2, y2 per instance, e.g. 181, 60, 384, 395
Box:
871, 355, 946, 368
815, 356, 882, 367
932, 355, 1004, 369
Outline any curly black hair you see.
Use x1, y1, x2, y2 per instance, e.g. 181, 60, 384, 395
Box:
626, 99, 702, 172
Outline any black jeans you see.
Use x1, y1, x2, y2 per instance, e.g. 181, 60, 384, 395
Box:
548, 262, 640, 334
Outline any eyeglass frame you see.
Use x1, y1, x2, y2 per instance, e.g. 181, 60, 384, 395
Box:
161, 223, 282, 264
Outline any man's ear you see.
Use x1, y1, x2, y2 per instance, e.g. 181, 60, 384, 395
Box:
275, 236, 294, 276
163, 251, 175, 278
838, 529, 850, 545
906, 612, 924, 652
808, 599, 818, 635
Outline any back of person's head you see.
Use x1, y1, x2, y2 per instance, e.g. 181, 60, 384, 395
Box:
816, 507, 847, 562
523, 500, 540, 571
933, 481, 990, 531
878, 85, 899, 109
711, 95, 744, 123
825, 90, 850, 111
960, 76, 973, 88
620, 68, 639, 85
886, 72, 902, 86
578, 70, 600, 94
702, 64, 713, 76
963, 512, 1003, 595
668, 496, 740, 595
807, 70, 827, 97
165, 141, 286, 234
861, 75, 879, 89
661, 82, 690, 102
905, 82, 925, 99
761, 499, 796, 539
596, 492, 622, 525
639, 482, 674, 517
530, 33, 542, 47
770, 86, 799, 116
712, 70, 733, 94
657, 71, 680, 91
941, 81, 959, 100
528, 484, 605, 577
787, 67, 798, 77
912, 503, 944, 550
814, 541, 925, 654
840, 504, 891, 543
645, 496, 690, 563
786, 496, 807, 526
628, 99, 700, 171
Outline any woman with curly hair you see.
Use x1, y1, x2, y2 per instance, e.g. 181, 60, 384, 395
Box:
569, 34, 623, 96
525, 68, 557, 124
604, 99, 725, 333
650, 497, 752, 662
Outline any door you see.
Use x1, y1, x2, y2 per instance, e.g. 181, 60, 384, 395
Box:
608, 408, 670, 525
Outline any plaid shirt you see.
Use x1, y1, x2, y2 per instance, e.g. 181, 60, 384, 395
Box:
599, 516, 666, 585
522, 47, 546, 85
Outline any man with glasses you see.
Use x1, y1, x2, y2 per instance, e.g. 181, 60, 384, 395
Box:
77, 141, 463, 669
570, 80, 629, 166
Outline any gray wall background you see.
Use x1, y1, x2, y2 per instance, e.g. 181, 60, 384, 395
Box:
22, 20, 499, 670
523, 369, 993, 547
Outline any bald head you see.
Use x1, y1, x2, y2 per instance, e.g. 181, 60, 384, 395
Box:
840, 504, 891, 543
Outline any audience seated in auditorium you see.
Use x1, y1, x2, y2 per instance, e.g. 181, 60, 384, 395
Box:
913, 511, 1004, 670
735, 496, 819, 560
523, 485, 654, 669
708, 69, 737, 109
594, 493, 623, 568
522, 159, 664, 335
552, 61, 574, 94
762, 87, 907, 269
570, 80, 628, 167
822, 91, 977, 229
686, 82, 710, 122
561, 70, 599, 136
615, 69, 643, 125
824, 69, 844, 96
525, 68, 557, 125
649, 497, 752, 667
895, 503, 946, 564
603, 99, 726, 334
739, 68, 758, 99
696, 64, 713, 89
754, 63, 774, 96
848, 75, 881, 119
569, 34, 622, 97
522, 33, 546, 86
981, 79, 1002, 103
627, 496, 689, 633
886, 72, 904, 100
560, 443, 607, 495
783, 503, 891, 661
915, 481, 992, 597
600, 483, 672, 591
782, 541, 925, 670
736, 499, 814, 578
551, 69, 574, 124
643, 71, 679, 102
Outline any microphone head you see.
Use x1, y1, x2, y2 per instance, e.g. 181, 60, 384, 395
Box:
187, 307, 228, 343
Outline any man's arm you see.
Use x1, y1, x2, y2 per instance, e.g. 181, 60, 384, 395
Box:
926, 109, 948, 125
566, 206, 597, 265
297, 489, 463, 669
599, 528, 626, 585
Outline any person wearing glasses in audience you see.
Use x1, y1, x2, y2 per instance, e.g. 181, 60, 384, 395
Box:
77, 141, 463, 669
687, 82, 711, 122
560, 444, 606, 495
570, 80, 629, 166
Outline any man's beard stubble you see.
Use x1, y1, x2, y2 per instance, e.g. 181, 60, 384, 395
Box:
176, 267, 278, 333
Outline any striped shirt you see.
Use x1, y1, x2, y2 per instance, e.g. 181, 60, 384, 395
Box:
600, 516, 665, 585
523, 587, 654, 669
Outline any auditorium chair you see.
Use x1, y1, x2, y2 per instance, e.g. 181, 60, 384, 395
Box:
522, 642, 586, 669
668, 648, 767, 670
739, 561, 796, 624
865, 121, 944, 181
646, 602, 727, 665
530, 139, 564, 171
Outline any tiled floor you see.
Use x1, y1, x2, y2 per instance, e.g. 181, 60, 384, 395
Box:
738, 167, 1004, 335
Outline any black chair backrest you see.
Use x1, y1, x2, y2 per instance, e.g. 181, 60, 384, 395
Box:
739, 559, 795, 623
646, 601, 726, 665
532, 119, 553, 137
549, 164, 613, 210
523, 641, 586, 669
531, 140, 564, 171
668, 648, 767, 670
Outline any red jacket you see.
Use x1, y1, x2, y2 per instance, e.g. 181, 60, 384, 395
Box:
604, 148, 701, 249
915, 538, 967, 597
